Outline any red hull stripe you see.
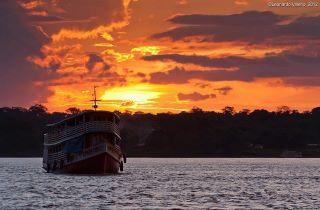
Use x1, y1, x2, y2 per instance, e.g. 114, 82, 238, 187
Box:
54, 153, 120, 174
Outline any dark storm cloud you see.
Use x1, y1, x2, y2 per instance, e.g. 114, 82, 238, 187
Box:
21, 0, 126, 34
169, 11, 284, 26
278, 15, 320, 37
149, 67, 196, 84
177, 92, 216, 101
0, 1, 57, 107
86, 54, 103, 69
148, 51, 320, 85
56, 0, 125, 24
86, 53, 111, 72
152, 11, 320, 43
283, 77, 320, 86
143, 53, 251, 68
149, 67, 246, 84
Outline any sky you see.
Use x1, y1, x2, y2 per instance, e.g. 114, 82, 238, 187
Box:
1, 0, 320, 113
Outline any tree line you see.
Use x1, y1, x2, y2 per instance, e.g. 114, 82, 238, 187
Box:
0, 104, 320, 157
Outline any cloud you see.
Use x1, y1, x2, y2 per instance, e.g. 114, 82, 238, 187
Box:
149, 66, 248, 84
195, 82, 211, 89
148, 52, 320, 86
136, 72, 146, 78
149, 67, 194, 84
86, 53, 103, 70
169, 11, 283, 26
177, 92, 216, 101
282, 77, 320, 86
18, 0, 130, 42
51, 26, 114, 42
27, 14, 64, 23
49, 0, 129, 41
0, 1, 57, 107
54, 0, 126, 28
214, 86, 233, 95
152, 11, 320, 44
86, 53, 111, 72
28, 44, 82, 71
120, 101, 135, 107
144, 53, 250, 68
234, 0, 249, 6
278, 15, 320, 37
178, 0, 189, 5
18, 0, 46, 10
146, 52, 320, 86
152, 11, 284, 43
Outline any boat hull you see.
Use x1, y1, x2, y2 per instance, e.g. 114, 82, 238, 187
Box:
50, 152, 120, 174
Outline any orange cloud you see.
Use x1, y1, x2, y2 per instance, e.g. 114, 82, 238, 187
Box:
234, 0, 249, 6
19, 0, 46, 10
131, 46, 161, 55
52, 26, 113, 42
28, 11, 49, 16
94, 43, 114, 47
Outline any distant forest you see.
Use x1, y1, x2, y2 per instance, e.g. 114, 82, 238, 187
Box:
1, 104, 320, 157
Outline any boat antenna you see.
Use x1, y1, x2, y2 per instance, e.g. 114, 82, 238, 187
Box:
90, 86, 101, 111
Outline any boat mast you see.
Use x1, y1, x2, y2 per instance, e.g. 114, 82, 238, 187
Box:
91, 86, 101, 111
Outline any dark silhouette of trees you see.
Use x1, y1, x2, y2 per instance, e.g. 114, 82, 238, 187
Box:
222, 106, 235, 115
191, 106, 204, 113
29, 104, 48, 116
0, 105, 320, 157
277, 105, 291, 114
312, 107, 320, 117
66, 107, 81, 115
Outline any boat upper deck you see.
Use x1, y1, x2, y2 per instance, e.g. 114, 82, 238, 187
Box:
44, 111, 120, 145
47, 110, 120, 127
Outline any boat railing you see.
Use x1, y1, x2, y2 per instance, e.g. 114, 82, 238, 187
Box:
44, 121, 120, 145
46, 143, 106, 164
47, 150, 66, 163
66, 143, 107, 165
46, 142, 121, 167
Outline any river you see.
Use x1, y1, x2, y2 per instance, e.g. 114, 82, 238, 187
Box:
1, 158, 320, 209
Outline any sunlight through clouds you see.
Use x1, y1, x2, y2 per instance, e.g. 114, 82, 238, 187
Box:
101, 84, 162, 108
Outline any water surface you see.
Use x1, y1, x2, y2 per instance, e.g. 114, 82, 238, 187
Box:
1, 158, 320, 209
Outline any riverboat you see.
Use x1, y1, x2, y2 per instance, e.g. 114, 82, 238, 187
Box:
42, 87, 125, 174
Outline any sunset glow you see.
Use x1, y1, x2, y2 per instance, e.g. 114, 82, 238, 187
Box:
2, 0, 320, 113
101, 84, 162, 108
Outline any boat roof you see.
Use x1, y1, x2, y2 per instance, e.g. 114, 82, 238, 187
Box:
46, 110, 120, 127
